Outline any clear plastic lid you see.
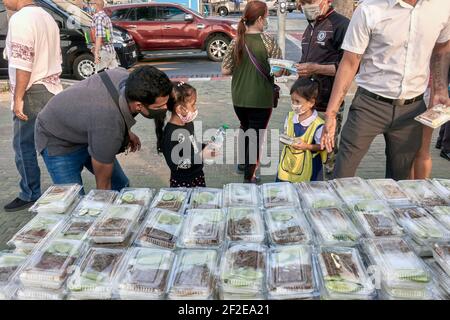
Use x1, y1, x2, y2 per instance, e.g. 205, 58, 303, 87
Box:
178, 209, 226, 249
150, 188, 190, 214
431, 178, 450, 199
220, 242, 267, 294
404, 236, 432, 258
265, 207, 313, 245
16, 287, 66, 300
89, 205, 142, 244
85, 189, 118, 204
54, 218, 95, 241
223, 183, 260, 208
349, 200, 403, 238
134, 209, 184, 249
424, 258, 450, 295
115, 188, 155, 209
67, 247, 125, 296
427, 206, 450, 231
189, 188, 223, 209
362, 237, 431, 290
261, 182, 299, 209
332, 177, 377, 204
18, 239, 85, 290
168, 249, 218, 299
226, 207, 265, 243
317, 246, 375, 299
367, 179, 412, 205
71, 197, 110, 219
7, 214, 65, 250
398, 180, 448, 207
30, 184, 82, 214
306, 208, 361, 246
116, 247, 175, 300
392, 206, 450, 246
267, 245, 318, 299
296, 181, 343, 209
0, 252, 28, 287
432, 243, 450, 277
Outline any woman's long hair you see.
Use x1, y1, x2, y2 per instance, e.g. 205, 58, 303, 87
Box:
234, 0, 268, 66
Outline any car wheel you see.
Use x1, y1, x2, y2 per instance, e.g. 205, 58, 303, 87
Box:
218, 6, 228, 17
206, 35, 230, 62
73, 53, 96, 80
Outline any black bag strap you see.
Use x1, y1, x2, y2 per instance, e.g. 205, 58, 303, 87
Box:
99, 71, 129, 132
244, 42, 272, 84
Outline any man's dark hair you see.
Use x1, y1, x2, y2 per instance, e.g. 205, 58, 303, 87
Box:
125, 66, 173, 105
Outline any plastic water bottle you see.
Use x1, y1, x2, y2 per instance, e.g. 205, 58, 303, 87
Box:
204, 125, 229, 165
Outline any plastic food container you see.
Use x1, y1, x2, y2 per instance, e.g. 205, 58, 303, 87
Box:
348, 200, 403, 238
71, 197, 110, 219
134, 209, 184, 249
260, 182, 300, 209
16, 286, 66, 300
431, 178, 450, 199
167, 249, 218, 300
362, 238, 431, 292
7, 214, 65, 251
116, 247, 175, 300
223, 183, 260, 208
226, 207, 265, 243
85, 189, 118, 204
267, 245, 318, 300
30, 184, 82, 214
189, 188, 223, 209
398, 180, 448, 207
67, 247, 126, 300
367, 179, 412, 206
0, 252, 28, 300
317, 246, 375, 300
432, 243, 450, 276
424, 258, 450, 295
89, 205, 142, 244
427, 206, 450, 231
54, 218, 95, 241
392, 206, 450, 246
18, 239, 85, 290
220, 242, 267, 296
332, 177, 377, 204
115, 188, 155, 209
296, 181, 343, 210
404, 236, 432, 257
178, 209, 226, 249
306, 208, 361, 246
265, 207, 313, 245
150, 188, 190, 214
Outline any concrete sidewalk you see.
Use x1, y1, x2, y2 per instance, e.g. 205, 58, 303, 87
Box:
0, 78, 449, 249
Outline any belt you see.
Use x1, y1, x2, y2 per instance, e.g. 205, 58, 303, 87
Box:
358, 87, 424, 106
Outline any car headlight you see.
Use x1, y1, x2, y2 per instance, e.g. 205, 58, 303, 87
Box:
231, 23, 238, 30
112, 30, 126, 44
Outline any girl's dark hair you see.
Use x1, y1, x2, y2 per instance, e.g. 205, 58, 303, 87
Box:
155, 81, 197, 153
290, 76, 321, 105
234, 1, 267, 66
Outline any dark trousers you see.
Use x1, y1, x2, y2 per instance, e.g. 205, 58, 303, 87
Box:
234, 106, 272, 180
335, 88, 426, 181
437, 122, 450, 152
13, 85, 54, 201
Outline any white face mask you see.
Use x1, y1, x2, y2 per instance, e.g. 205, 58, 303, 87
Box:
302, 0, 323, 21
178, 109, 198, 123
292, 104, 308, 115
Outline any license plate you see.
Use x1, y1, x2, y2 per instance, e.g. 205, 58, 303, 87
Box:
132, 51, 137, 58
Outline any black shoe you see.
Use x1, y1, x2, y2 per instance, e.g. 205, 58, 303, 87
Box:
4, 198, 36, 212
440, 150, 450, 161
436, 141, 442, 149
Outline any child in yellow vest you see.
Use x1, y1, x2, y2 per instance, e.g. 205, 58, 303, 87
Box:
277, 77, 327, 183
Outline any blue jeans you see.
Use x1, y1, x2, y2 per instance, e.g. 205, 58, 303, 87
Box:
41, 147, 129, 194
13, 85, 54, 201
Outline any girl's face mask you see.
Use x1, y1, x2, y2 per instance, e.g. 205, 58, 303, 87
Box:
178, 108, 198, 123
291, 104, 310, 115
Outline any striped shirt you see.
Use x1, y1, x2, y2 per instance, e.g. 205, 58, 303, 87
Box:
91, 10, 115, 54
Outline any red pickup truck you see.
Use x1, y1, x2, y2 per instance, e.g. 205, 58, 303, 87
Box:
105, 3, 238, 62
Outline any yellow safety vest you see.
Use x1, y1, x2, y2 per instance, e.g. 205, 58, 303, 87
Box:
277, 112, 327, 183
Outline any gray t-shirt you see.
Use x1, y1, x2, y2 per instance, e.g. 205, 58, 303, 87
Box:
35, 68, 137, 164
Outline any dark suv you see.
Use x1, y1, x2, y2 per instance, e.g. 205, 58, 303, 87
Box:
105, 3, 238, 62
0, 0, 137, 80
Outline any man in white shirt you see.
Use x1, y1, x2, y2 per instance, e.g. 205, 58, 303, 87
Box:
320, 0, 450, 180
3, 0, 63, 211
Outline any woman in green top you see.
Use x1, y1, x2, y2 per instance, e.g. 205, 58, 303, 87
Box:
222, 0, 283, 183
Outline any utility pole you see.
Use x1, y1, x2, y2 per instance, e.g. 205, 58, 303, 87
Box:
277, 0, 287, 58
